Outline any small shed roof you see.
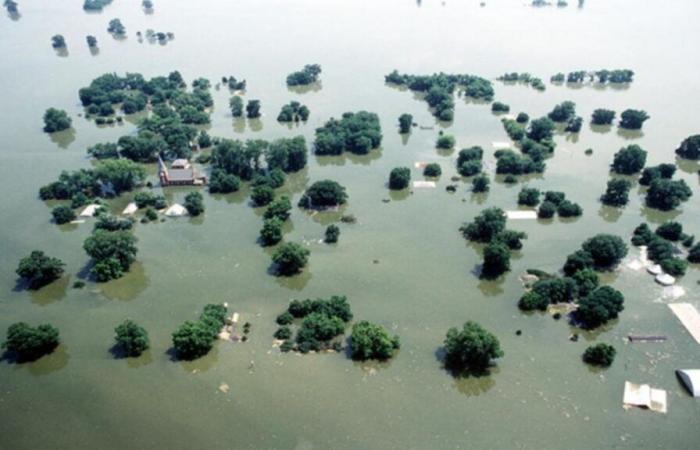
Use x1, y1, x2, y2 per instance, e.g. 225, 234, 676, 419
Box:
172, 159, 190, 169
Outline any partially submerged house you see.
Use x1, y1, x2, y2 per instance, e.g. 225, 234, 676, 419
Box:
158, 155, 206, 186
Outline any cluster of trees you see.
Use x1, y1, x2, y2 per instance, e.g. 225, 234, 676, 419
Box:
114, 320, 149, 357
43, 108, 72, 132
389, 167, 411, 190
632, 222, 694, 276
222, 75, 246, 91
423, 163, 441, 177
443, 321, 503, 374
286, 64, 322, 86
563, 234, 628, 275
83, 228, 138, 282
350, 321, 400, 361
502, 119, 525, 141
619, 109, 649, 130
271, 242, 309, 276
547, 101, 582, 132
314, 111, 382, 155
298, 180, 347, 209
4, 0, 18, 14
646, 178, 692, 211
325, 224, 340, 244
591, 109, 615, 125
676, 135, 700, 160
491, 101, 510, 113
600, 179, 632, 207
134, 191, 167, 209
39, 159, 146, 202
385, 70, 493, 121
107, 18, 126, 36
457, 146, 483, 176
184, 191, 204, 216
611, 145, 647, 175
517, 187, 540, 207
496, 72, 545, 91
550, 69, 634, 84
172, 304, 227, 360
533, 191, 583, 218
84, 0, 112, 11
436, 134, 455, 149
274, 296, 352, 353
460, 208, 527, 279
277, 101, 310, 122
16, 251, 65, 289
640, 163, 676, 186
518, 271, 596, 311
2, 322, 60, 362
495, 149, 544, 176
583, 343, 616, 367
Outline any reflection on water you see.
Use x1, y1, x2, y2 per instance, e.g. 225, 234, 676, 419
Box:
675, 156, 700, 174
273, 266, 312, 291
177, 345, 219, 373
126, 349, 153, 368
28, 275, 70, 306
589, 123, 612, 134
232, 117, 245, 133
598, 205, 623, 223
306, 206, 346, 226
249, 118, 263, 132
452, 367, 498, 397
388, 189, 410, 202
48, 127, 76, 149
315, 149, 383, 167
477, 276, 505, 297
10, 345, 70, 376
54, 47, 69, 58
287, 82, 322, 95
640, 205, 681, 224
98, 261, 149, 301
616, 128, 644, 140
89, 46, 99, 56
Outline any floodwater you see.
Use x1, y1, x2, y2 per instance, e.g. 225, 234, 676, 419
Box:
1, 0, 700, 448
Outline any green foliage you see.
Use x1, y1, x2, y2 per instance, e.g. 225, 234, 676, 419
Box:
287, 296, 353, 322
172, 304, 227, 360
350, 321, 400, 361
52, 205, 76, 224
526, 117, 555, 142
601, 179, 632, 207
43, 108, 71, 132
286, 64, 322, 86
436, 134, 456, 149
423, 163, 441, 177
647, 235, 674, 263
660, 258, 688, 276
389, 167, 411, 190
461, 208, 506, 242
298, 180, 347, 209
619, 109, 649, 130
134, 192, 166, 209
491, 101, 510, 113
276, 312, 293, 326
583, 343, 616, 367
518, 291, 548, 311
547, 101, 576, 122
83, 230, 138, 282
557, 200, 583, 217
250, 185, 274, 207
84, 0, 112, 11
564, 116, 583, 133
209, 169, 241, 194
457, 146, 484, 176
114, 320, 149, 357
516, 112, 529, 123
639, 163, 676, 186
591, 109, 616, 125
184, 191, 204, 216
563, 249, 594, 276
471, 174, 490, 193
260, 218, 283, 246
581, 234, 628, 269
481, 242, 510, 279
277, 101, 309, 122
572, 268, 599, 297
265, 136, 307, 173
314, 111, 382, 155
272, 242, 310, 276
210, 139, 261, 181
88, 142, 119, 159
611, 145, 647, 175
495, 149, 544, 175
502, 119, 525, 141
631, 223, 654, 246
229, 96, 244, 117
296, 312, 345, 351
655, 222, 684, 241
494, 230, 527, 250
325, 224, 340, 244
245, 99, 261, 118
576, 286, 624, 328
51, 34, 66, 49
459, 160, 482, 177
2, 322, 60, 362
688, 243, 700, 263
94, 215, 134, 232
645, 178, 692, 211
274, 327, 292, 340
443, 321, 503, 371
537, 201, 556, 219
676, 135, 700, 160
264, 196, 292, 221
107, 18, 126, 35
144, 207, 158, 221
518, 187, 540, 206
16, 251, 65, 289
398, 113, 413, 133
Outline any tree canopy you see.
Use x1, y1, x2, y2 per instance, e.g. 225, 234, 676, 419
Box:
16, 251, 65, 289
172, 304, 227, 360
2, 322, 60, 362
611, 145, 647, 174
43, 108, 72, 132
600, 179, 631, 207
443, 321, 503, 372
645, 178, 692, 211
286, 64, 322, 86
676, 135, 700, 160
298, 180, 347, 209
114, 320, 149, 357
619, 109, 649, 130
575, 286, 624, 328
314, 111, 382, 155
350, 321, 400, 361
272, 242, 310, 276
389, 167, 411, 190
83, 230, 138, 282
583, 343, 616, 367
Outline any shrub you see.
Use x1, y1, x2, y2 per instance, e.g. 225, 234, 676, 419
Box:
591, 109, 615, 125
619, 109, 649, 130
298, 180, 347, 208
436, 135, 456, 149
518, 187, 540, 206
15, 251, 65, 289
581, 234, 628, 269
325, 224, 340, 244
43, 108, 72, 133
575, 286, 624, 328
655, 222, 684, 241
2, 322, 60, 362
481, 242, 510, 279
184, 191, 204, 216
601, 179, 631, 207
582, 343, 616, 367
675, 135, 700, 160
389, 167, 411, 190
471, 174, 490, 193
611, 145, 647, 174
423, 163, 441, 177
260, 218, 283, 246
350, 321, 400, 361
645, 179, 692, 211
251, 185, 275, 207
443, 321, 503, 371
272, 242, 310, 276
114, 320, 149, 357
52, 205, 76, 224
537, 201, 556, 218
557, 200, 583, 217
516, 112, 529, 123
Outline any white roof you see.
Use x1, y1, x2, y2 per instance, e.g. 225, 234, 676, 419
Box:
655, 273, 676, 285
668, 303, 700, 344
506, 210, 538, 220
676, 370, 700, 397
492, 141, 511, 150
122, 202, 138, 216
79, 204, 101, 217
412, 181, 436, 188
164, 203, 188, 217
623, 381, 667, 413
647, 264, 663, 275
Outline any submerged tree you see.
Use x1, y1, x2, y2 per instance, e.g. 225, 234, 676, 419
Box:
443, 321, 503, 373
583, 343, 616, 367
51, 34, 66, 48
114, 320, 149, 357
350, 321, 400, 361
184, 192, 204, 216
43, 108, 72, 132
610, 145, 647, 175
645, 178, 692, 211
619, 109, 649, 130
325, 224, 340, 244
675, 135, 700, 160
591, 109, 615, 125
16, 251, 65, 289
271, 242, 310, 276
2, 322, 60, 362
398, 113, 413, 133
600, 179, 631, 207
389, 167, 411, 190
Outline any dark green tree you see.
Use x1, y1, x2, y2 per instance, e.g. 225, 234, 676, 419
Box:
184, 191, 204, 216
518, 187, 540, 206
43, 108, 72, 132
51, 205, 76, 224
389, 167, 411, 190
2, 322, 60, 362
547, 101, 576, 122
436, 134, 455, 149
251, 185, 275, 207
325, 224, 340, 244
591, 109, 615, 125
581, 234, 628, 269
676, 135, 700, 160
576, 286, 624, 328
398, 113, 413, 133
272, 242, 310, 276
582, 343, 616, 367
229, 96, 243, 117
245, 99, 261, 118
260, 218, 283, 246
16, 251, 65, 289
461, 208, 506, 242
51, 34, 66, 48
619, 109, 649, 130
472, 174, 490, 193
423, 163, 441, 177
639, 163, 676, 186
264, 196, 292, 221
537, 200, 556, 218
611, 145, 647, 174
350, 321, 400, 361
298, 180, 347, 209
481, 242, 510, 279
443, 321, 503, 372
83, 230, 138, 282
114, 320, 149, 357
645, 179, 692, 211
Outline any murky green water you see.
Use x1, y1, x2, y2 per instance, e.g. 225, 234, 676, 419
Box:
1, 0, 700, 448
